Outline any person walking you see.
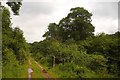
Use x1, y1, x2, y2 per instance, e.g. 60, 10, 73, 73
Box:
28, 59, 33, 80
28, 66, 33, 80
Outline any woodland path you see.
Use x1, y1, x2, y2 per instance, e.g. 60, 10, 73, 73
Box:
29, 58, 56, 80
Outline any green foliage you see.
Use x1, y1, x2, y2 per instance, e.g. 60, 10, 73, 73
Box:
30, 8, 120, 78
89, 54, 108, 74
31, 30, 119, 78
2, 8, 29, 78
79, 32, 120, 77
2, 48, 19, 78
2, 5, 118, 78
31, 37, 115, 78
58, 7, 94, 41
43, 7, 95, 41
73, 65, 95, 78
43, 23, 59, 39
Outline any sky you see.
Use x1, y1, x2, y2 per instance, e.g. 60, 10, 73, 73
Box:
10, 0, 119, 43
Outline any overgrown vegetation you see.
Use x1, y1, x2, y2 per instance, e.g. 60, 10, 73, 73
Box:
1, 1, 120, 78
30, 7, 120, 78
2, 7, 29, 78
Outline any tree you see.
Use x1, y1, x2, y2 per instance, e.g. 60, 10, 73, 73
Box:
2, 8, 29, 77
43, 7, 95, 41
6, 1, 22, 15
43, 23, 59, 40
12, 27, 28, 64
80, 32, 120, 77
58, 7, 95, 41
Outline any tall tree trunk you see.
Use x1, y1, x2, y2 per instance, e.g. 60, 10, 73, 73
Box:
53, 55, 55, 67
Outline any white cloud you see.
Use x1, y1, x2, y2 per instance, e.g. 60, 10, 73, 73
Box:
11, 1, 118, 43
93, 18, 118, 34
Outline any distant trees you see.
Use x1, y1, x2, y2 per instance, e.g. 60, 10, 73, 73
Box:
43, 7, 95, 41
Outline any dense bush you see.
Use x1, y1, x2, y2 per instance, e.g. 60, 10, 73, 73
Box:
2, 8, 29, 78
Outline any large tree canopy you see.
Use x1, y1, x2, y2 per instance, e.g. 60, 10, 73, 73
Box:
58, 7, 94, 41
43, 7, 95, 41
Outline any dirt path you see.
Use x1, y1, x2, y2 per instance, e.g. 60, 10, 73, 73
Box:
34, 60, 53, 78
29, 58, 55, 79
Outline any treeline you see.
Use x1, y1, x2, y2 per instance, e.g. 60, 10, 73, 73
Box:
30, 7, 120, 78
2, 7, 29, 78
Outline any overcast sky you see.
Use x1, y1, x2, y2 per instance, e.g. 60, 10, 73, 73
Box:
11, 0, 119, 43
